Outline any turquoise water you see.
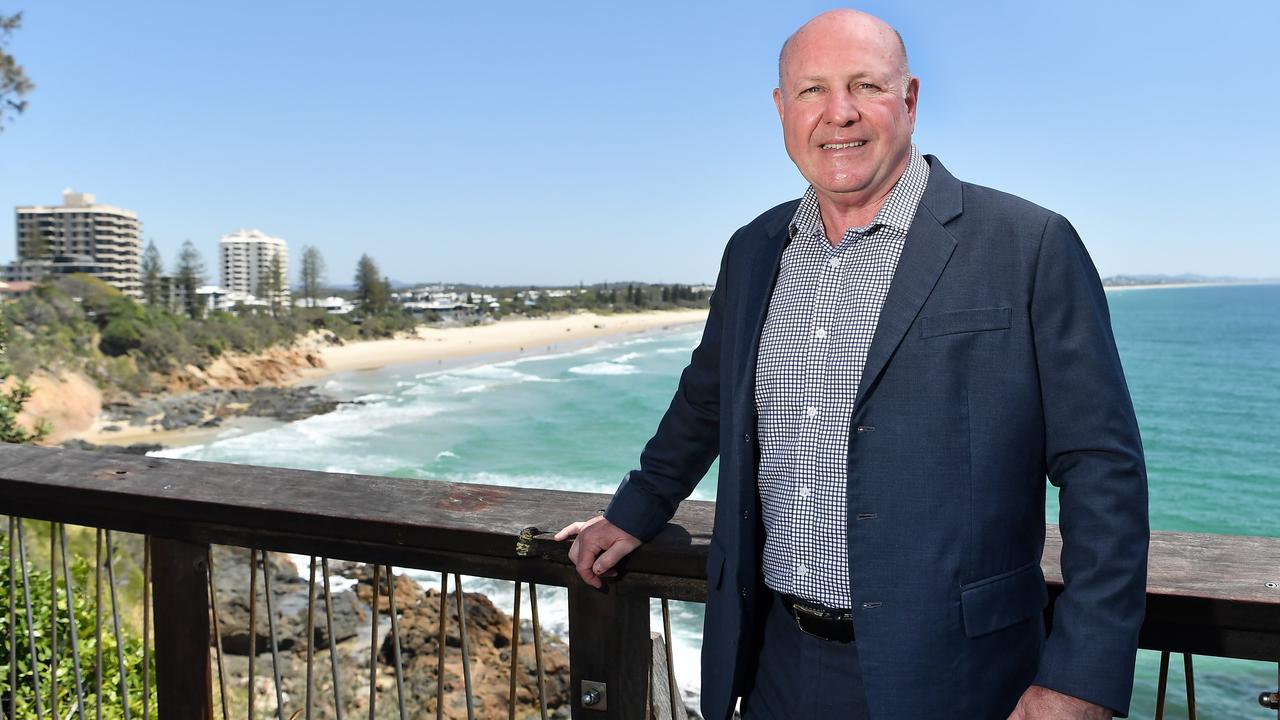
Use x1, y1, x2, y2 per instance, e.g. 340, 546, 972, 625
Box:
159, 283, 1280, 718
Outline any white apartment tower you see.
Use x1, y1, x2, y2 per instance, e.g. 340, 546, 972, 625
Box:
218, 229, 289, 303
10, 189, 143, 297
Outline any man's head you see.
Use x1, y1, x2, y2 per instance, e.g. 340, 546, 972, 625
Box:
774, 10, 918, 211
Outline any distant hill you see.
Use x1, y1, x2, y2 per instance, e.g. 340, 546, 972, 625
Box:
1101, 273, 1278, 287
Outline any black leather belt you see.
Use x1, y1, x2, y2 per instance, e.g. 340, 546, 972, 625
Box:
781, 593, 856, 643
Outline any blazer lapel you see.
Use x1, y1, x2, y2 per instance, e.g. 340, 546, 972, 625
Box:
732, 204, 797, 427
854, 156, 963, 413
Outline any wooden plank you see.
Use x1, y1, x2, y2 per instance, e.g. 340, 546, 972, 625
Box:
3, 445, 1279, 658
0, 444, 713, 578
151, 537, 213, 720
649, 632, 687, 720
1042, 525, 1280, 605
569, 584, 650, 720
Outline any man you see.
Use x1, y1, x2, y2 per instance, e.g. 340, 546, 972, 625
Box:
556, 9, 1148, 720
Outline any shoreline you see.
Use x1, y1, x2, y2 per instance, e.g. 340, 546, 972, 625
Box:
75, 308, 709, 449
299, 308, 710, 379
1103, 280, 1276, 292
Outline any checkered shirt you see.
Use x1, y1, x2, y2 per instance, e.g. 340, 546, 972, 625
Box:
755, 145, 930, 608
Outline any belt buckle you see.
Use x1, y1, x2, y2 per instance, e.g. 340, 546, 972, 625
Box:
791, 602, 834, 641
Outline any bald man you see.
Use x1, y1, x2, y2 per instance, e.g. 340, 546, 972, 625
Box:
558, 10, 1147, 719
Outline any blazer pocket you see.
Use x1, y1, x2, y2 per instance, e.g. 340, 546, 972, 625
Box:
919, 307, 1012, 339
706, 541, 726, 590
959, 559, 1048, 638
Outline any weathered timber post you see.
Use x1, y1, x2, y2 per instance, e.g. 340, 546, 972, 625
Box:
568, 584, 651, 720
151, 537, 214, 720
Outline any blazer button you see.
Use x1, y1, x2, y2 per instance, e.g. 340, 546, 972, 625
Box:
743, 433, 752, 443
740, 587, 749, 598
742, 510, 750, 519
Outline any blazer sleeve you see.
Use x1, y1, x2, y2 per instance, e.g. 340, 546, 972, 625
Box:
1029, 213, 1150, 717
603, 237, 731, 542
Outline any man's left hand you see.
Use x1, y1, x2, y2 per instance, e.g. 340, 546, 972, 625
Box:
1007, 685, 1112, 719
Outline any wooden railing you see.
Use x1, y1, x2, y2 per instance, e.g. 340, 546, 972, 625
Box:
1, 443, 1279, 719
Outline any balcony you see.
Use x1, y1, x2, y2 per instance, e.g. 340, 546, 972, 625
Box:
1, 444, 1278, 719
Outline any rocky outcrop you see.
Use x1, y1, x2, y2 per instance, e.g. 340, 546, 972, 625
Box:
98, 385, 343, 434
211, 550, 571, 719
165, 330, 339, 393
378, 587, 572, 718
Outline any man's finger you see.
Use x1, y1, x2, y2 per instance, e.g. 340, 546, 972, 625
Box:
592, 540, 638, 577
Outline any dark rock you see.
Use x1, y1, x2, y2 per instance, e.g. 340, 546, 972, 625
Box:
59, 439, 165, 455
210, 546, 359, 655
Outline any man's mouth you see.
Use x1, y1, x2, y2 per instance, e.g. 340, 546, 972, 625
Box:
821, 141, 867, 149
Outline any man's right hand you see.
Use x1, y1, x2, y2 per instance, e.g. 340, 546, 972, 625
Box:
554, 515, 642, 589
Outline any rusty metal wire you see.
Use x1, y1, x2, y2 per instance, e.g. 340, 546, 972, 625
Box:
528, 584, 547, 720
367, 563, 380, 720
142, 536, 151, 720
453, 574, 475, 720
7, 516, 15, 720
49, 526, 57, 720
16, 519, 44, 719
94, 530, 102, 720
1155, 650, 1170, 720
507, 582, 522, 720
435, 573, 448, 720
248, 549, 258, 720
384, 566, 407, 720
58, 524, 87, 720
320, 558, 343, 720
104, 531, 131, 720
1184, 653, 1197, 719
305, 557, 316, 720
206, 548, 230, 720
261, 553, 285, 720
662, 598, 678, 720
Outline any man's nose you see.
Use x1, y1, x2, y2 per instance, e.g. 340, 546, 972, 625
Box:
825, 89, 861, 126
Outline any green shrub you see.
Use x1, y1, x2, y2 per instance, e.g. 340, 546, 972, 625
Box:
0, 528, 151, 718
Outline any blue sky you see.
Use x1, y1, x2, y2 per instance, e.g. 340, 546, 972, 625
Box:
2, 1, 1277, 286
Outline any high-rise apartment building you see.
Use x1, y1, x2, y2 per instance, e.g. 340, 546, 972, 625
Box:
7, 189, 143, 297
218, 229, 289, 303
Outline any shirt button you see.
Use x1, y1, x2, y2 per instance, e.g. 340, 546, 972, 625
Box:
796, 563, 808, 577
828, 257, 842, 269
805, 406, 818, 419
798, 486, 811, 498
814, 327, 828, 339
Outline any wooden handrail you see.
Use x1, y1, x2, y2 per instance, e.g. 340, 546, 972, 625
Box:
2, 443, 1279, 718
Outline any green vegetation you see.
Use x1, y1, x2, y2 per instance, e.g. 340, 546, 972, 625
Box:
2, 275, 416, 395
1, 12, 34, 132
0, 317, 49, 443
0, 528, 150, 718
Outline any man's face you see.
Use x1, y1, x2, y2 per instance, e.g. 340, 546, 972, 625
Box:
773, 17, 918, 207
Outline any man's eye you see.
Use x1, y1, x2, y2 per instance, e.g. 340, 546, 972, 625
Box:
800, 86, 822, 95
857, 82, 878, 91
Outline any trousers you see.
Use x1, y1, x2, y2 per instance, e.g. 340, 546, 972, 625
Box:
739, 589, 872, 719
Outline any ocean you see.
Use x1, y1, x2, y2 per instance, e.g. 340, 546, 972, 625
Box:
156, 283, 1280, 718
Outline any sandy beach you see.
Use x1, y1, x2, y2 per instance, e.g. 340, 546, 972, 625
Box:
300, 308, 710, 377
73, 308, 709, 448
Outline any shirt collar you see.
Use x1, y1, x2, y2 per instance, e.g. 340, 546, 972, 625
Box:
789, 144, 929, 241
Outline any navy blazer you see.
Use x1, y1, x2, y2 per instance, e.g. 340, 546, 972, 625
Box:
605, 156, 1149, 720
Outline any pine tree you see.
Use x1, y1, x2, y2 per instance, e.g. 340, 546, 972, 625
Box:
174, 240, 205, 319
140, 240, 165, 308
299, 245, 325, 309
354, 255, 390, 314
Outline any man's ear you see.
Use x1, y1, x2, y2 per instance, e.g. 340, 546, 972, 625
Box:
773, 87, 785, 123
905, 77, 920, 128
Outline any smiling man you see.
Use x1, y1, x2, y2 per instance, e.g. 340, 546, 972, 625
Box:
558, 9, 1148, 720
